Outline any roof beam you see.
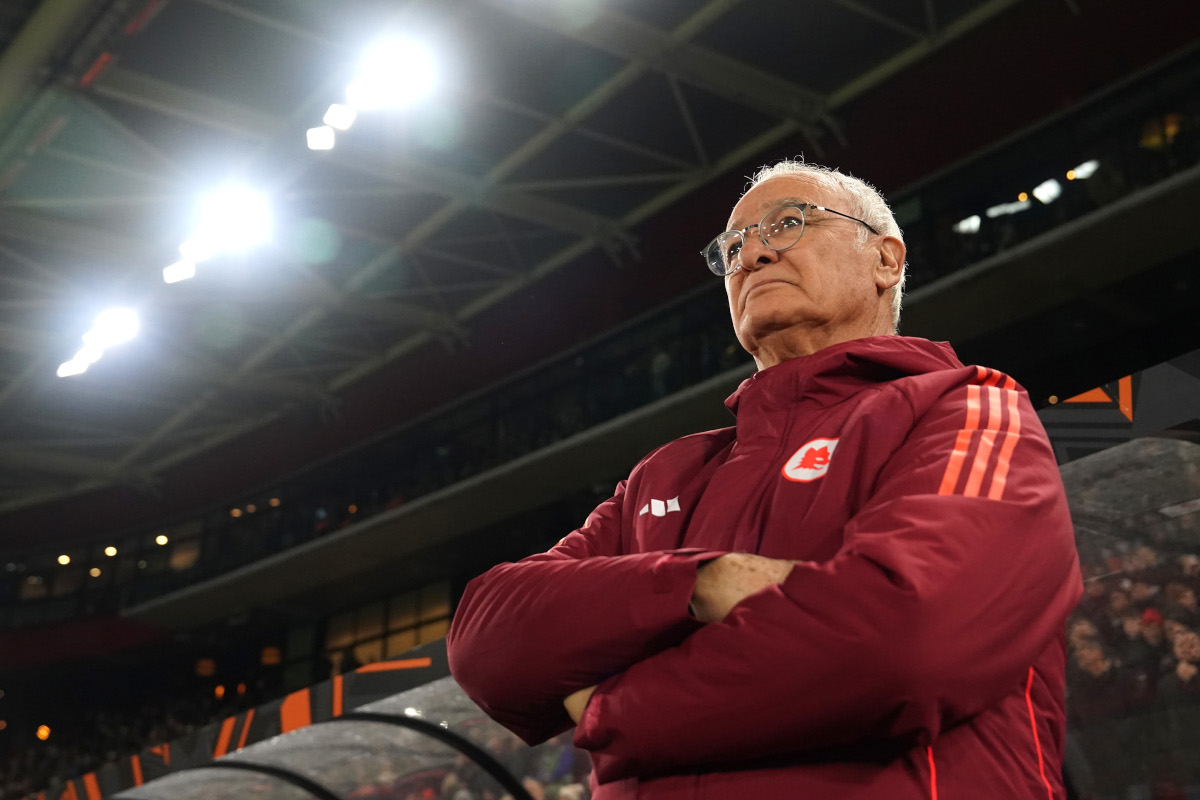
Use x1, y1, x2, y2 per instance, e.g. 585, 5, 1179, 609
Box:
826, 0, 926, 39
826, 0, 1025, 109
107, 0, 766, 477
0, 0, 96, 125
40, 146, 181, 188
88, 66, 629, 246
0, 193, 180, 211
484, 0, 833, 128
0, 208, 158, 261
330, 144, 631, 246
0, 445, 157, 487
89, 67, 282, 142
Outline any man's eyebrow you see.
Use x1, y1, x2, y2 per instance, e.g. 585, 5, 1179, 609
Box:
763, 197, 809, 211
730, 197, 810, 229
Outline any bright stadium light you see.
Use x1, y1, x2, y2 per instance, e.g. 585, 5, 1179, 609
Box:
84, 308, 139, 348
163, 259, 197, 284
346, 36, 439, 111
1071, 159, 1100, 179
307, 125, 336, 151
323, 103, 357, 131
74, 345, 104, 365
952, 215, 981, 234
1032, 178, 1063, 205
56, 359, 88, 378
190, 185, 273, 255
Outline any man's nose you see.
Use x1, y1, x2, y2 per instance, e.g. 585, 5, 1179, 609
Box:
737, 231, 778, 271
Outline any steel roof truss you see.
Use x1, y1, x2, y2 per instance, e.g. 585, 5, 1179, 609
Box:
826, 0, 927, 39
486, 0, 832, 126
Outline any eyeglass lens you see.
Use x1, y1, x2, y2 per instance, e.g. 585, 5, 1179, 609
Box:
708, 206, 807, 275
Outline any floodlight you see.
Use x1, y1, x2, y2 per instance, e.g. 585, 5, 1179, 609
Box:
85, 308, 139, 348
1032, 179, 1062, 205
346, 37, 438, 111
74, 345, 103, 365
1072, 159, 1100, 179
163, 260, 197, 284
192, 185, 272, 254
307, 125, 336, 150
56, 360, 87, 378
952, 215, 981, 235
323, 103, 357, 131
57, 555, 70, 565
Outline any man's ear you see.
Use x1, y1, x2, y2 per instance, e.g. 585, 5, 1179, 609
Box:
874, 235, 906, 292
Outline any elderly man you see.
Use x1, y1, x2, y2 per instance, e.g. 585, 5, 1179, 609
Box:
447, 160, 1082, 799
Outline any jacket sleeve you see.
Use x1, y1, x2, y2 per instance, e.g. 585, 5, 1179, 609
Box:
574, 382, 1084, 782
446, 476, 725, 745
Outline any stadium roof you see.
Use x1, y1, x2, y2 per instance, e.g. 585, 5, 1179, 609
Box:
0, 0, 1196, 548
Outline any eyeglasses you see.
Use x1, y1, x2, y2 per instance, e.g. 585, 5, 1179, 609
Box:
701, 203, 880, 276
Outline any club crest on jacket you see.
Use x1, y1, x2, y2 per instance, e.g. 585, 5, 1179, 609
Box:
782, 438, 839, 482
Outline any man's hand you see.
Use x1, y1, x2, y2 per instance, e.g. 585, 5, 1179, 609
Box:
564, 684, 597, 723
690, 553, 797, 623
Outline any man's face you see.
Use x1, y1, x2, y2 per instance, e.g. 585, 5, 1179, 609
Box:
1069, 618, 1098, 646
723, 176, 900, 366
1174, 631, 1200, 662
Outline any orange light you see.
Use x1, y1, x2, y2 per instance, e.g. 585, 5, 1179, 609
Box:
36, 725, 50, 741
1066, 170, 1075, 180
348, 504, 358, 514
57, 555, 70, 566
0, 720, 6, 731
269, 497, 281, 507
260, 646, 282, 666
214, 685, 225, 700
89, 568, 101, 578
196, 658, 216, 677
104, 546, 117, 557
1049, 395, 1059, 405
230, 508, 242, 519
246, 504, 257, 514
1018, 192, 1028, 202
236, 682, 246, 696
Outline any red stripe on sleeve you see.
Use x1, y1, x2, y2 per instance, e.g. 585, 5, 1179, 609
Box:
988, 389, 1023, 500
938, 385, 981, 495
963, 385, 1002, 497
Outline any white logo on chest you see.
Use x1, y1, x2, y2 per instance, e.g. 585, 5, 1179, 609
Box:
639, 497, 681, 517
782, 438, 839, 483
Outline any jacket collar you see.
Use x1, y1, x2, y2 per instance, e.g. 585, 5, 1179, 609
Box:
724, 335, 962, 417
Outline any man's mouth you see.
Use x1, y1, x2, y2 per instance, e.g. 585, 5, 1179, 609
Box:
744, 279, 792, 299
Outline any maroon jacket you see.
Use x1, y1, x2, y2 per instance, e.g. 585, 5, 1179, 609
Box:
448, 336, 1083, 799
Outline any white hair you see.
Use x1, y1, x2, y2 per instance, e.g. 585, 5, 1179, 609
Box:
746, 158, 906, 332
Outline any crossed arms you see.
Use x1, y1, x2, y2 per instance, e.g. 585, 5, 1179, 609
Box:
446, 387, 1082, 782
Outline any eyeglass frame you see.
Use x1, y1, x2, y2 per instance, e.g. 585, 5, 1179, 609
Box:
701, 203, 881, 276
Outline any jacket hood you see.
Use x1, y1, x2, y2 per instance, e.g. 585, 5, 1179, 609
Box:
724, 335, 963, 416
